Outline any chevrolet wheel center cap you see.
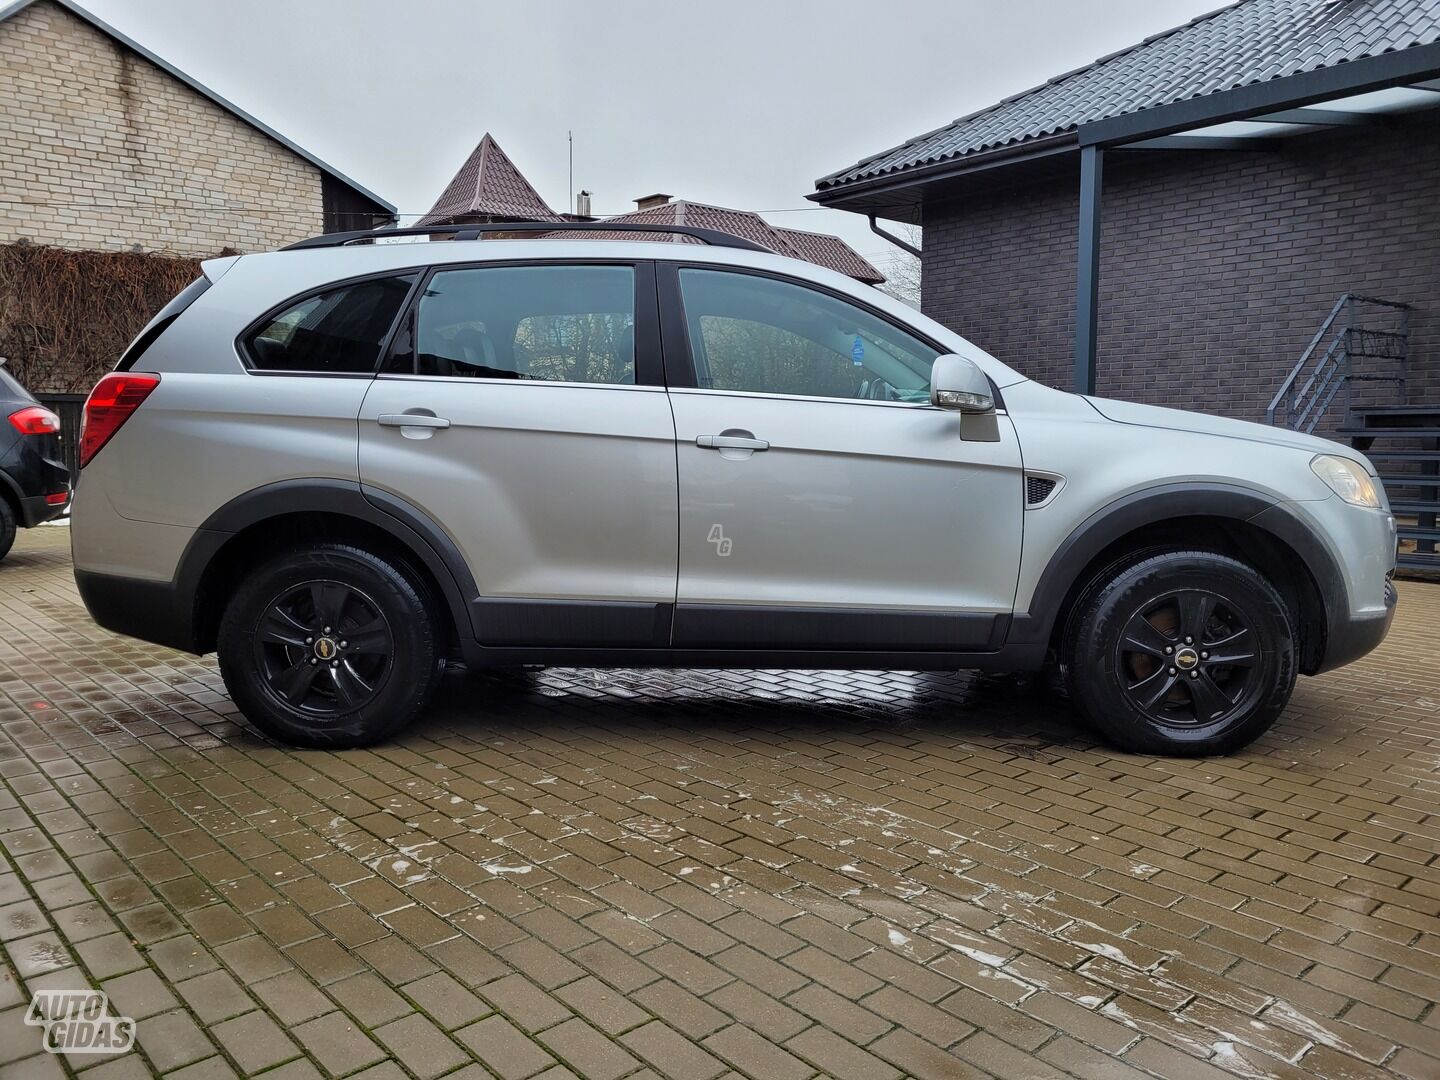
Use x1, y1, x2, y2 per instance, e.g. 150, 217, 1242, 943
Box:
314, 637, 337, 661
1175, 647, 1199, 670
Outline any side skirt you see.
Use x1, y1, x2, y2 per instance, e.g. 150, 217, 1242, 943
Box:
457, 642, 1046, 672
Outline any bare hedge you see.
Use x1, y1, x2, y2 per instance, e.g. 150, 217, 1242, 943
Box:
0, 242, 206, 394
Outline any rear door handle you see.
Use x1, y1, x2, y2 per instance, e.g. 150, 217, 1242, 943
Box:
697, 434, 768, 451
378, 413, 450, 430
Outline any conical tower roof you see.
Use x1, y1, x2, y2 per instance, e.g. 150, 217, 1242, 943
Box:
418, 133, 561, 225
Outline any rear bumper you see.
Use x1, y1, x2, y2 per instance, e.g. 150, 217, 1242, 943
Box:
19, 492, 68, 527
3, 431, 70, 525
74, 569, 198, 653
1315, 578, 1397, 674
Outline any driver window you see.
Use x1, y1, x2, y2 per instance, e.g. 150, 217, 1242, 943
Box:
678, 268, 939, 401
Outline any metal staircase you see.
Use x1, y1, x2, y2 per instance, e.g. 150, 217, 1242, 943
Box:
1268, 295, 1437, 572
1266, 294, 1410, 435
1339, 406, 1440, 572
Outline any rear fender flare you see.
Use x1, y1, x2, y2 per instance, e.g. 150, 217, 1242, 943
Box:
181, 479, 479, 644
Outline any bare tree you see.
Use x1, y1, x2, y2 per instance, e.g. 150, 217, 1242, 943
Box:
877, 224, 921, 310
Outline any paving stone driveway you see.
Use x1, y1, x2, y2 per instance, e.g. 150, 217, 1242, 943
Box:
1, 526, 1438, 1080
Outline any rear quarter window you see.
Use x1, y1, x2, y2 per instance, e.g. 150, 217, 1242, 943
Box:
116, 276, 212, 372
243, 275, 416, 375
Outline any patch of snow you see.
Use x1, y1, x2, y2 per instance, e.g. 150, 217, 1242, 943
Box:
1265, 1001, 1347, 1058
1069, 939, 1148, 968
1101, 1003, 1139, 1030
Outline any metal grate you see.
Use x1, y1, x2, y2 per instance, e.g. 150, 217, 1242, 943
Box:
1026, 475, 1058, 505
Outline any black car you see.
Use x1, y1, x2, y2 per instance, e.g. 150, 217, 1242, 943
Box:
0, 363, 70, 561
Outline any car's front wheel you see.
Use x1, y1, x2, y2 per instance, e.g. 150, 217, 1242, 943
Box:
218, 544, 440, 748
1067, 551, 1296, 756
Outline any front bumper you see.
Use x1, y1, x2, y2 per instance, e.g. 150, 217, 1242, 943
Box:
1315, 577, 1397, 674
1252, 499, 1395, 676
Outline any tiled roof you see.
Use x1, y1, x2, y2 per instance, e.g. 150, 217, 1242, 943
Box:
775, 227, 884, 284
583, 201, 789, 251
419, 134, 561, 225
418, 138, 883, 283
545, 200, 886, 283
817, 0, 1440, 190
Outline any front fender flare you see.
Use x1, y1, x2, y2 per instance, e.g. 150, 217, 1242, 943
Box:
1006, 483, 1344, 652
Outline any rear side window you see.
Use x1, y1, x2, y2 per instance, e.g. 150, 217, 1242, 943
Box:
244, 274, 415, 374
404, 264, 635, 384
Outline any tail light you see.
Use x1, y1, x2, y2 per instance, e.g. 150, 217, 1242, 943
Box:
8, 405, 61, 435
79, 372, 160, 468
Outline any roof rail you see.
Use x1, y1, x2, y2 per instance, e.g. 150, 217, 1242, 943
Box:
281, 221, 771, 253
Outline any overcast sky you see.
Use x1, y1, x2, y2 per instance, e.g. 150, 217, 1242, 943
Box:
80, 0, 1222, 270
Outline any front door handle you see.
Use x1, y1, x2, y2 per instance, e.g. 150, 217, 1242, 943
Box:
697, 433, 769, 451
378, 413, 450, 430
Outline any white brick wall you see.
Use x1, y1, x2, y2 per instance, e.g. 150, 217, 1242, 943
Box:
0, 0, 325, 255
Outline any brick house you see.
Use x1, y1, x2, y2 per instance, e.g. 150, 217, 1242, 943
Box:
0, 0, 395, 414
811, 0, 1440, 422
0, 0, 395, 253
421, 133, 884, 284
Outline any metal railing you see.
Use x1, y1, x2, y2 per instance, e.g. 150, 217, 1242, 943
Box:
1266, 294, 1410, 432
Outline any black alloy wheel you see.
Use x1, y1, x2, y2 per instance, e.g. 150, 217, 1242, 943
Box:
1067, 550, 1296, 756
218, 543, 441, 748
253, 580, 393, 715
1116, 589, 1261, 727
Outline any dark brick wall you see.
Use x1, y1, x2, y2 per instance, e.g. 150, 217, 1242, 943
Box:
921, 112, 1440, 427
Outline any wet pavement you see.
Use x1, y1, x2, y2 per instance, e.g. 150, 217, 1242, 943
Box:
1, 525, 1438, 1079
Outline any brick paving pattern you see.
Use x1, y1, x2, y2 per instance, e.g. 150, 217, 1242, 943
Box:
1, 525, 1438, 1079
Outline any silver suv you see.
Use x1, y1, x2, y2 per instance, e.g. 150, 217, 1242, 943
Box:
71, 223, 1397, 754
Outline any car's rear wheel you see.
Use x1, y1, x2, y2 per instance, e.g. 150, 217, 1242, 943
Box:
0, 498, 14, 563
1067, 551, 1296, 756
218, 544, 440, 748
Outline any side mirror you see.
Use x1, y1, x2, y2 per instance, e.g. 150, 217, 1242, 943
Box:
930, 354, 1000, 442
930, 355, 994, 413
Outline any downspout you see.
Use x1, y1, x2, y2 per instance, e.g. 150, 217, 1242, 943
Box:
868, 215, 921, 258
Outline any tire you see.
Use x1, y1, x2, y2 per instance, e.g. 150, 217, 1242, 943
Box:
1067, 551, 1296, 756
0, 498, 14, 563
218, 543, 441, 748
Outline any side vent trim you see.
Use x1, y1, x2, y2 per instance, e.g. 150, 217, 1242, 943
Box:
1024, 473, 1064, 509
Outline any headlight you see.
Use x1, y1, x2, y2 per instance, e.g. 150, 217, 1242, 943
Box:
1311, 454, 1381, 508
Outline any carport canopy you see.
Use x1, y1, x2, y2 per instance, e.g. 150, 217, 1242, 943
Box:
1072, 54, 1440, 394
